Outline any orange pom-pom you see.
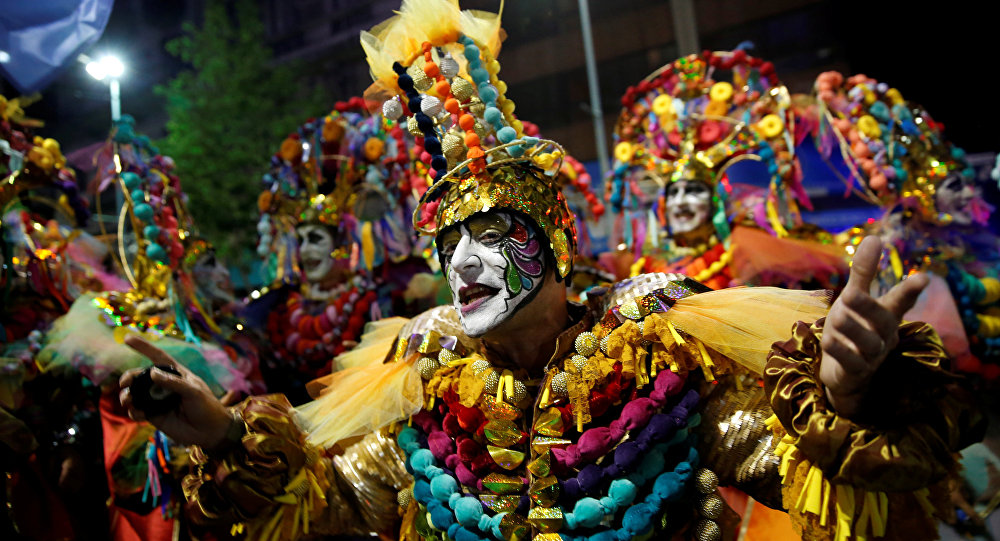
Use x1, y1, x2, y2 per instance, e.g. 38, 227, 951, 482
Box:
434, 80, 450, 96
464, 133, 481, 147
459, 114, 476, 131
424, 62, 440, 78
444, 98, 460, 114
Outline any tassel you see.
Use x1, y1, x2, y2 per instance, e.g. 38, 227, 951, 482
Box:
665, 321, 685, 345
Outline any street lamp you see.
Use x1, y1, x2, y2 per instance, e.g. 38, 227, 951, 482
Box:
85, 55, 125, 122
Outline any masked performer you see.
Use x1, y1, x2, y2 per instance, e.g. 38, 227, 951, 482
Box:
606, 50, 847, 290
250, 99, 436, 403
814, 71, 998, 379
120, 3, 982, 541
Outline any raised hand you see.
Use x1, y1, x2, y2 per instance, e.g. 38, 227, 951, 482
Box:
119, 335, 236, 449
819, 235, 929, 418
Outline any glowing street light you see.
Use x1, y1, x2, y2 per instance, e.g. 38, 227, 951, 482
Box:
85, 55, 125, 121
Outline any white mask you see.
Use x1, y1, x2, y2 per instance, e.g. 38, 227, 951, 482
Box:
665, 180, 713, 234
935, 173, 976, 226
438, 211, 547, 337
297, 224, 337, 283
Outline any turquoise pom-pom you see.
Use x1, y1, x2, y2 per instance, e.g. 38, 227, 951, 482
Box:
497, 126, 517, 144
484, 107, 503, 127
489, 513, 507, 539
609, 479, 637, 507
564, 512, 578, 529
447, 523, 462, 540
143, 225, 161, 240
410, 449, 435, 473
522, 136, 539, 147
397, 427, 418, 451
428, 500, 455, 529
590, 531, 617, 541
122, 172, 141, 190
413, 479, 432, 503
574, 497, 604, 528
621, 502, 656, 535
146, 242, 167, 263
454, 527, 479, 541
130, 189, 146, 203
430, 473, 458, 501
256, 244, 270, 257
470, 67, 489, 84
651, 471, 682, 501
463, 45, 480, 61
508, 144, 524, 157
453, 497, 482, 528
134, 203, 155, 223
599, 496, 616, 512
478, 84, 498, 104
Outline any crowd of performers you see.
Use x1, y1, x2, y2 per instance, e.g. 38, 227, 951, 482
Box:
2, 1, 1000, 540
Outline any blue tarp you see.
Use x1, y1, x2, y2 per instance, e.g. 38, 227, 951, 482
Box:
0, 0, 115, 93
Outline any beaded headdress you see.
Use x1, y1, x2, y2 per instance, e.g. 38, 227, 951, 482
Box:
814, 72, 978, 225
256, 98, 426, 285
362, 0, 578, 278
608, 49, 809, 248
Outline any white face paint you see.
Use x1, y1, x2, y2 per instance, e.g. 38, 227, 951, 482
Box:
438, 211, 547, 337
935, 174, 976, 226
297, 224, 337, 283
665, 180, 713, 234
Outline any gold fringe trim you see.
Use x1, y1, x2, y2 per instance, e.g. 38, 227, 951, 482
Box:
768, 414, 943, 541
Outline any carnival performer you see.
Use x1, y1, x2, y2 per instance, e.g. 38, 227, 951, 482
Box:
36, 115, 257, 541
605, 49, 847, 290
249, 98, 437, 403
118, 4, 983, 541
814, 71, 998, 379
2, 94, 121, 540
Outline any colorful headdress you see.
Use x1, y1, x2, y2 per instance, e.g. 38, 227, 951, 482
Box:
814, 72, 980, 225
608, 49, 811, 250
362, 0, 578, 278
2, 95, 97, 315
256, 98, 427, 286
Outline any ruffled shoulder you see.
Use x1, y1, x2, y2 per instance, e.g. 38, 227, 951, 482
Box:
296, 305, 479, 449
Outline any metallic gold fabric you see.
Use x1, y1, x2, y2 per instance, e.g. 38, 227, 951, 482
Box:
763, 318, 985, 491
183, 395, 406, 539
696, 375, 782, 508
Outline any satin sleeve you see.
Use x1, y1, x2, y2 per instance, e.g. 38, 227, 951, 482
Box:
182, 394, 410, 541
764, 318, 984, 490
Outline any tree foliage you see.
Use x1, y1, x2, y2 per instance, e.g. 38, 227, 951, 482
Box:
157, 0, 323, 262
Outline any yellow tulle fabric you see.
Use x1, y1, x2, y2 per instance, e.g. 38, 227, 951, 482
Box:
360, 0, 504, 88
296, 317, 423, 449
333, 317, 409, 371
665, 287, 831, 375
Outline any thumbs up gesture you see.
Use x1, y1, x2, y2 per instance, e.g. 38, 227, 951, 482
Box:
819, 236, 930, 418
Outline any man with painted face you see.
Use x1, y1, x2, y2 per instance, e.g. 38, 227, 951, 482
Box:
117, 3, 983, 541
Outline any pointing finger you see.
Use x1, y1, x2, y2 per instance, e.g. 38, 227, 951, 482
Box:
124, 335, 186, 374
846, 236, 883, 295
879, 272, 930, 320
